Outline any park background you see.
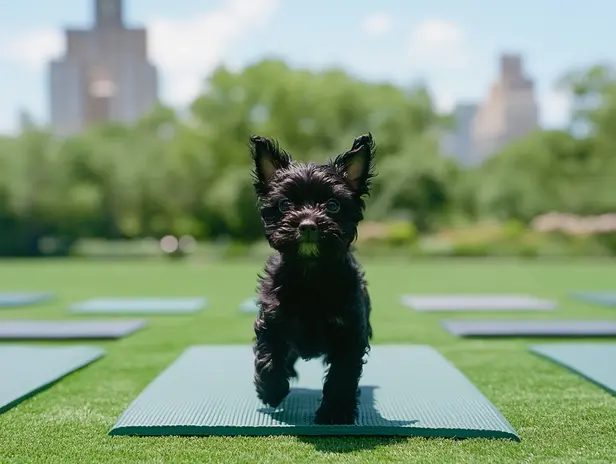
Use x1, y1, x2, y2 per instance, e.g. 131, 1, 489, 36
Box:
2, 58, 616, 260
1, 1, 615, 261
1, 2, 616, 463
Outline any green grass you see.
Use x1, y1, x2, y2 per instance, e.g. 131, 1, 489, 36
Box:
0, 258, 615, 463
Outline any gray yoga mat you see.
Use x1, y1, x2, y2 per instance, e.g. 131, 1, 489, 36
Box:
530, 343, 616, 396
570, 292, 616, 307
401, 294, 556, 312
239, 298, 259, 313
0, 319, 146, 340
70, 297, 207, 315
0, 292, 54, 308
442, 320, 616, 338
109, 345, 518, 440
0, 345, 105, 414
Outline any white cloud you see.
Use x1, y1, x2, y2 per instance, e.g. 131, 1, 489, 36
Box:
2, 28, 63, 70
147, 0, 280, 105
0, 0, 279, 107
408, 19, 472, 71
540, 89, 571, 128
433, 88, 456, 114
0, 112, 16, 136
362, 12, 393, 37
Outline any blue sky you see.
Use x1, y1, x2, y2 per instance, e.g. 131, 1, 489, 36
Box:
0, 0, 614, 134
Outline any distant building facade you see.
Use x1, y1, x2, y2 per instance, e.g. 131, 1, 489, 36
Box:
48, 0, 158, 136
470, 53, 539, 163
441, 103, 479, 166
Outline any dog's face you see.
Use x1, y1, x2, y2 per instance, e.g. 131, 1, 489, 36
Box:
249, 134, 376, 259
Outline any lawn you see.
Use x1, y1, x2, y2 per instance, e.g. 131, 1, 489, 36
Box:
0, 258, 615, 464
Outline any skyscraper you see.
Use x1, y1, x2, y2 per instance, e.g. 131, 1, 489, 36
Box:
471, 53, 539, 163
48, 0, 158, 136
441, 103, 479, 166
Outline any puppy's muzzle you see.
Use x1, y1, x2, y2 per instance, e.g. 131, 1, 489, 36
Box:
298, 219, 319, 242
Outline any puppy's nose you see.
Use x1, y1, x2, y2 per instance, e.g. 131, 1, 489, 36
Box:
298, 219, 318, 239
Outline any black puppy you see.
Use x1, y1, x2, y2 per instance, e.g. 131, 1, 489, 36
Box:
249, 133, 376, 425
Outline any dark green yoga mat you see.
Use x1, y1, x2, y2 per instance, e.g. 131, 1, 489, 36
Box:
110, 345, 518, 440
0, 345, 105, 414
530, 343, 616, 396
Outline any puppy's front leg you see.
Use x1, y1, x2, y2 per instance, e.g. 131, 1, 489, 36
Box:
253, 313, 291, 408
315, 342, 366, 425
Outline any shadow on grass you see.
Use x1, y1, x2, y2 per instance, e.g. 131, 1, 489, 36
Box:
298, 435, 407, 453
259, 385, 414, 453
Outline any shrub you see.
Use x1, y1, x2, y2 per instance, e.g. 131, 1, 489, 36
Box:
385, 221, 418, 247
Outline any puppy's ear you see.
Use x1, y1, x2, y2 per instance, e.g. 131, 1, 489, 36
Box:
249, 135, 292, 188
333, 133, 376, 195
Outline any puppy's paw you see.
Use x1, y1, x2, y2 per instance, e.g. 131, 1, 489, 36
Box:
314, 403, 357, 425
255, 371, 290, 408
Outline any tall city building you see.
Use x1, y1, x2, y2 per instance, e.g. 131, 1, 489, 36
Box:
471, 53, 539, 163
48, 0, 158, 136
441, 103, 479, 166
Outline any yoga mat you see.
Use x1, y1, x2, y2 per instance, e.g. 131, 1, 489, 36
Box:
110, 345, 518, 440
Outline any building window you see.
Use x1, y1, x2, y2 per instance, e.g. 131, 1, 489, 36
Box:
90, 79, 117, 98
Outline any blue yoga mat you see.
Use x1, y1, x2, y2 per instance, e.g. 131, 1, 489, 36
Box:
530, 343, 616, 396
0, 319, 146, 340
70, 297, 207, 315
0, 345, 105, 414
570, 292, 616, 308
0, 292, 54, 308
239, 297, 259, 313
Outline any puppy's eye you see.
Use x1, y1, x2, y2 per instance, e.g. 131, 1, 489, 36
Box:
278, 199, 292, 213
325, 199, 340, 213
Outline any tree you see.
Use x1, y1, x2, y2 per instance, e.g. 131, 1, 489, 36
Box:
0, 58, 477, 254
558, 64, 616, 136
476, 129, 615, 221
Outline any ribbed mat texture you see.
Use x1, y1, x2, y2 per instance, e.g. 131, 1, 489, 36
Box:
110, 345, 518, 439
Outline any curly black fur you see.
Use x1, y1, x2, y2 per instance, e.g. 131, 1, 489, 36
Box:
249, 133, 376, 424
